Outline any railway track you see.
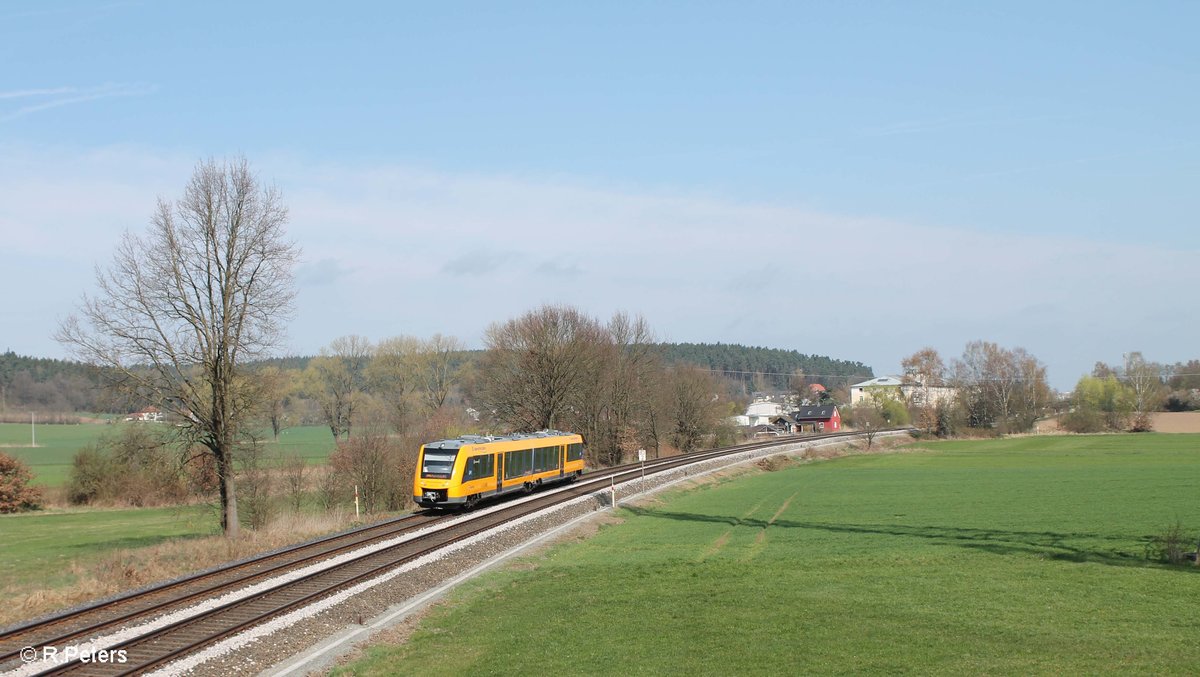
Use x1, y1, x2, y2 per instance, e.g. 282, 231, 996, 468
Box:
2, 429, 901, 676
0, 512, 445, 670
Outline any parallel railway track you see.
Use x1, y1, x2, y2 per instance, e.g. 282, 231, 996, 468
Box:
1, 429, 900, 676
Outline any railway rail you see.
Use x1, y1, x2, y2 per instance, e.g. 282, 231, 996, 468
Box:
2, 429, 904, 676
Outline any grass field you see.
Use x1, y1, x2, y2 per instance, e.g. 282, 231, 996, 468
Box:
336, 434, 1200, 675
0, 422, 337, 487
1, 505, 217, 590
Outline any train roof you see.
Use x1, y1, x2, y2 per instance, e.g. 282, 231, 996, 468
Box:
422, 429, 580, 451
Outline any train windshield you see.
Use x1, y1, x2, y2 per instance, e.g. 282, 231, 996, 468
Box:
421, 450, 457, 479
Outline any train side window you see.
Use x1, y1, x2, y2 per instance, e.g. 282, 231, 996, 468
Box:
465, 455, 492, 481
567, 443, 584, 461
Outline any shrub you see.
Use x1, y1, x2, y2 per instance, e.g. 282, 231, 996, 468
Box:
1060, 408, 1105, 434
1129, 412, 1155, 433
0, 452, 43, 513
237, 445, 275, 530
1163, 390, 1198, 412
1145, 521, 1198, 566
65, 426, 188, 506
329, 434, 417, 513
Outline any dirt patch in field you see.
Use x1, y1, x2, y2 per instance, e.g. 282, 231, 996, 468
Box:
1035, 412, 1200, 434
1150, 412, 1200, 433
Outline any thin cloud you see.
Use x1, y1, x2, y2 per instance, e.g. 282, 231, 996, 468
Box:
0, 83, 154, 123
0, 87, 79, 99
297, 258, 352, 286
536, 260, 583, 278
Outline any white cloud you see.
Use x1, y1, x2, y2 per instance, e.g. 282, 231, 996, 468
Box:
2, 145, 1195, 387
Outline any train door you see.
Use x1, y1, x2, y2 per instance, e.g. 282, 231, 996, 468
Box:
559, 445, 565, 477
495, 453, 502, 494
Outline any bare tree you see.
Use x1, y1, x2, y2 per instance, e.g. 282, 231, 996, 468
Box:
901, 347, 946, 432
789, 368, 809, 407
669, 367, 719, 453
304, 335, 372, 441
952, 341, 1047, 433
257, 365, 294, 441
1123, 351, 1165, 431
416, 334, 464, 412
57, 157, 298, 538
577, 313, 658, 466
901, 347, 947, 386
1012, 348, 1051, 429
369, 335, 421, 435
479, 305, 606, 431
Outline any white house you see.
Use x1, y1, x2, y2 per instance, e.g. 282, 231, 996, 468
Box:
745, 399, 784, 426
850, 376, 956, 407
849, 377, 904, 405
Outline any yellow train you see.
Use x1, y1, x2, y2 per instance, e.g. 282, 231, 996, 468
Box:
413, 430, 585, 509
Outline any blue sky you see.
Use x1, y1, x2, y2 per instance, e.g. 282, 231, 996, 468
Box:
2, 1, 1197, 389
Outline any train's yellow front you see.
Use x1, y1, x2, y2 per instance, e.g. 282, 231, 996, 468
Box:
413, 430, 585, 509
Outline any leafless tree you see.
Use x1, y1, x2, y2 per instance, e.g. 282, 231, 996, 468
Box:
856, 406, 885, 449
305, 335, 372, 440
789, 368, 809, 406
57, 157, 298, 538
1012, 348, 1051, 429
578, 313, 658, 465
1123, 351, 1165, 431
281, 451, 308, 512
669, 367, 719, 453
952, 341, 1048, 433
369, 335, 421, 435
478, 305, 607, 431
416, 334, 464, 412
257, 365, 293, 441
901, 347, 947, 387
901, 347, 946, 432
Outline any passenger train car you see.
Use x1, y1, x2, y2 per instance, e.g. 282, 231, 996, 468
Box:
413, 430, 585, 509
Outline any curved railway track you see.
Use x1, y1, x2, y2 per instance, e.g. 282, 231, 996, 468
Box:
2, 429, 904, 676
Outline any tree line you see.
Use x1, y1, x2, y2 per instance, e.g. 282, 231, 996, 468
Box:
660, 342, 873, 393
848, 342, 1055, 436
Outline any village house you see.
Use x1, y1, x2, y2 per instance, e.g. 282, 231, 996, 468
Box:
850, 376, 956, 408
125, 406, 164, 422
792, 405, 841, 432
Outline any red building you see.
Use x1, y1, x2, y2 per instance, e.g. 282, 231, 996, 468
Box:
792, 405, 841, 433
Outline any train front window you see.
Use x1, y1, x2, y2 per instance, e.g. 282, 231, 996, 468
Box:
421, 450, 457, 479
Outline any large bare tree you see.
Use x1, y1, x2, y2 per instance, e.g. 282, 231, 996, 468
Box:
57, 158, 298, 538
478, 305, 607, 431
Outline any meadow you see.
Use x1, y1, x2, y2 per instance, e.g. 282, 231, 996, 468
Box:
0, 422, 336, 487
1, 505, 217, 590
337, 434, 1200, 675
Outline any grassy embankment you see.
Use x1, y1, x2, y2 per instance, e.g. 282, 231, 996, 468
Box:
336, 434, 1200, 675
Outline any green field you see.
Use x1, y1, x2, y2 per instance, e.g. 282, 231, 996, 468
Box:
337, 435, 1200, 675
0, 505, 216, 590
0, 423, 337, 487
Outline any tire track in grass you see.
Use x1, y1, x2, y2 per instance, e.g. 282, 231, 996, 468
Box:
746, 491, 799, 560
699, 498, 767, 561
